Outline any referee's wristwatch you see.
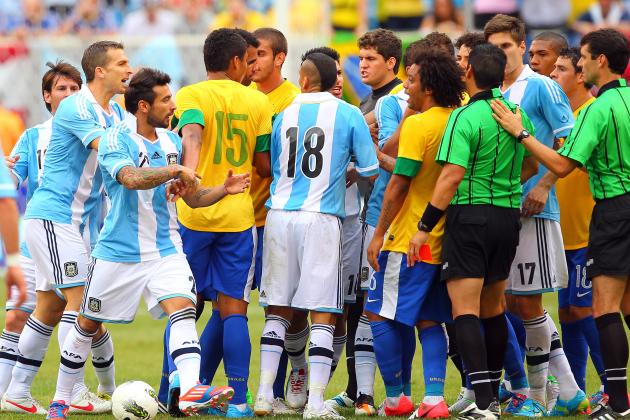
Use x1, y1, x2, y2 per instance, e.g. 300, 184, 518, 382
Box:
516, 129, 530, 143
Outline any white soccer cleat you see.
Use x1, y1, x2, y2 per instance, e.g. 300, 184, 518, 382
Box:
272, 397, 299, 415
254, 395, 273, 416
1, 394, 47, 414
449, 388, 475, 414
303, 404, 346, 420
69, 389, 112, 413
286, 367, 308, 409
325, 392, 355, 411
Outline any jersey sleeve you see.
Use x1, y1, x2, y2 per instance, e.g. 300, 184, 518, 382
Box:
436, 108, 473, 168
538, 78, 574, 139
558, 102, 601, 166
375, 95, 402, 148
175, 87, 205, 129
393, 116, 424, 177
56, 97, 105, 148
0, 157, 16, 198
9, 129, 32, 185
98, 127, 136, 181
349, 108, 379, 176
255, 96, 274, 153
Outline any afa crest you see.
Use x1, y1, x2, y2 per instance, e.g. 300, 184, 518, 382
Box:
64, 262, 78, 277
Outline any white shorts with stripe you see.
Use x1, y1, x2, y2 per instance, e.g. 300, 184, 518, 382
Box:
260, 209, 343, 313
359, 223, 376, 291
342, 214, 362, 304
5, 255, 37, 313
506, 217, 568, 295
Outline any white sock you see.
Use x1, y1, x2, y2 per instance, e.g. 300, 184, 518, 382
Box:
307, 324, 334, 411
285, 325, 309, 370
258, 315, 290, 401
53, 323, 94, 403
386, 395, 401, 407
0, 330, 20, 395
169, 308, 200, 395
58, 312, 89, 401
546, 312, 580, 400
463, 388, 475, 400
91, 330, 116, 395
423, 395, 444, 404
523, 314, 550, 404
355, 315, 375, 396
6, 317, 53, 399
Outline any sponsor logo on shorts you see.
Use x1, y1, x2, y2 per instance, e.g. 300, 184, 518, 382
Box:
586, 258, 594, 267
260, 290, 266, 298
167, 153, 178, 165
88, 297, 101, 313
360, 267, 369, 281
576, 290, 592, 298
366, 297, 380, 303
442, 262, 449, 270
64, 262, 78, 277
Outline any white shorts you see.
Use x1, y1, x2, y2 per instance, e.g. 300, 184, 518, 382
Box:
25, 219, 90, 292
5, 255, 37, 313
342, 214, 362, 304
359, 223, 376, 291
506, 218, 568, 295
260, 209, 343, 313
81, 253, 197, 323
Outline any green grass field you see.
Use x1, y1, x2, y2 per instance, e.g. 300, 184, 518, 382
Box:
0, 291, 605, 419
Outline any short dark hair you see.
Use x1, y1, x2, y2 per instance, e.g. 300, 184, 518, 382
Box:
559, 47, 594, 89
203, 28, 248, 72
302, 46, 340, 63
423, 32, 454, 56
403, 40, 424, 68
484, 14, 526, 44
468, 43, 507, 90
414, 50, 465, 108
581, 28, 630, 75
81, 41, 124, 82
534, 31, 568, 54
455, 32, 486, 50
253, 27, 288, 56
42, 61, 82, 112
233, 28, 260, 48
124, 68, 171, 115
303, 52, 338, 92
358, 28, 402, 73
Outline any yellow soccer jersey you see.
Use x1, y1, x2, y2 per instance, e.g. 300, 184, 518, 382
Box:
175, 79, 273, 232
251, 80, 300, 227
556, 97, 596, 250
382, 106, 452, 263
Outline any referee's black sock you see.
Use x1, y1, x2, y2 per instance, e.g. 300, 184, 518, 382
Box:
624, 314, 630, 331
445, 322, 467, 387
344, 296, 363, 401
455, 314, 493, 410
482, 313, 508, 401
595, 313, 629, 413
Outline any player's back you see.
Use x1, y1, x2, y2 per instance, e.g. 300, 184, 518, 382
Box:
10, 118, 52, 201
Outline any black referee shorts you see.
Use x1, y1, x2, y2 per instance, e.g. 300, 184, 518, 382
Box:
587, 192, 630, 279
441, 205, 521, 285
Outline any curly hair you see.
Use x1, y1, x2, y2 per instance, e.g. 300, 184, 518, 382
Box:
414, 50, 465, 108
357, 28, 402, 73
455, 32, 486, 50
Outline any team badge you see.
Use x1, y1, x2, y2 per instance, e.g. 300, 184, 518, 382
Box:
88, 297, 102, 313
64, 262, 78, 277
167, 153, 178, 165
360, 267, 369, 281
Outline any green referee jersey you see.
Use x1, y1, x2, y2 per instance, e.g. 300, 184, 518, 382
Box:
559, 78, 630, 201
436, 88, 534, 208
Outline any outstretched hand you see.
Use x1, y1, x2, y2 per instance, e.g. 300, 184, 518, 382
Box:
224, 169, 250, 195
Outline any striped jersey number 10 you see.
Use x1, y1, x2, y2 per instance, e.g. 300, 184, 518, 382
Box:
286, 126, 325, 179
213, 111, 248, 167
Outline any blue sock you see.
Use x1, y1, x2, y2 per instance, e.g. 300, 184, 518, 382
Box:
561, 320, 588, 391
272, 350, 288, 399
399, 324, 416, 396
578, 316, 607, 388
505, 311, 526, 360
504, 314, 529, 390
371, 320, 403, 397
223, 314, 251, 405
419, 325, 447, 397
199, 309, 223, 385
157, 321, 171, 403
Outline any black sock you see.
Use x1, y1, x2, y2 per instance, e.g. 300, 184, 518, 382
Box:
482, 313, 508, 401
344, 296, 363, 400
456, 314, 492, 410
446, 322, 467, 387
596, 313, 629, 413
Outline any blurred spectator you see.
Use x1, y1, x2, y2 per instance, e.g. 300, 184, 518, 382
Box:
381, 0, 424, 31
176, 0, 214, 34
212, 0, 266, 31
121, 0, 179, 35
0, 105, 25, 156
58, 0, 119, 34
521, 0, 570, 33
290, 0, 326, 34
573, 0, 630, 36
4, 0, 59, 37
420, 0, 464, 38
330, 0, 367, 35
473, 0, 519, 29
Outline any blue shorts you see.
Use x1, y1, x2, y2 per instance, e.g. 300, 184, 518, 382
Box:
558, 248, 592, 308
365, 251, 452, 327
253, 226, 264, 290
179, 225, 256, 302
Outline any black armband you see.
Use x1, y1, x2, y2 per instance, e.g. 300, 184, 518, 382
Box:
417, 202, 445, 232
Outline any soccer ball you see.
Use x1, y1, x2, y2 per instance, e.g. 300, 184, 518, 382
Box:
111, 381, 159, 420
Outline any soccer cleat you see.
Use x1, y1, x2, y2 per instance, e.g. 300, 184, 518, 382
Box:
286, 368, 308, 409
227, 404, 255, 418
355, 393, 377, 416
325, 392, 355, 411
589, 391, 609, 408
254, 395, 273, 416
546, 375, 559, 412
379, 395, 414, 417
499, 381, 515, 404
449, 389, 475, 415
272, 398, 299, 415
549, 389, 590, 416
488, 400, 501, 418
1, 394, 47, 414
46, 401, 70, 420
504, 393, 528, 415
168, 372, 185, 417
456, 403, 499, 420
408, 400, 449, 419
178, 384, 234, 416
512, 398, 546, 417
69, 389, 112, 413
303, 404, 346, 419
589, 403, 630, 420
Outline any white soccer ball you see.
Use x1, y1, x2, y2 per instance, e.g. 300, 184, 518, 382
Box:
111, 381, 159, 420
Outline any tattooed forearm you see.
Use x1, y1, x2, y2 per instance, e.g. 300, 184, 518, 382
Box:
378, 151, 396, 173
182, 185, 226, 208
117, 165, 178, 190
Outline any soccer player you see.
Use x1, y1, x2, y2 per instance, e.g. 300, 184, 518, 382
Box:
485, 14, 586, 416
234, 28, 260, 87
528, 32, 568, 77
5, 41, 131, 416
254, 52, 378, 420
366, 49, 464, 419
455, 32, 486, 70
491, 28, 630, 420
172, 28, 273, 418
409, 43, 538, 420
549, 47, 607, 404
46, 67, 246, 420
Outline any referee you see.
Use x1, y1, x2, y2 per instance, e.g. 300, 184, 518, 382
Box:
408, 43, 538, 420
491, 28, 630, 420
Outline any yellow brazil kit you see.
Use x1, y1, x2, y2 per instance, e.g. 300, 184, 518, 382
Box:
251, 80, 300, 227
556, 97, 596, 250
382, 106, 452, 264
175, 79, 273, 232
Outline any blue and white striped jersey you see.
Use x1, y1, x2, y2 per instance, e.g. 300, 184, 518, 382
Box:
25, 85, 124, 227
502, 65, 574, 222
93, 116, 183, 263
268, 92, 379, 219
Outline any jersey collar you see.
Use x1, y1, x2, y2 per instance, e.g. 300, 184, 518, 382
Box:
80, 84, 114, 116
293, 91, 336, 103
597, 78, 628, 97
468, 88, 503, 103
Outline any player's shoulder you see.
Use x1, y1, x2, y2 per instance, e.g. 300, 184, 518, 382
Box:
104, 119, 132, 141
110, 100, 125, 119
526, 72, 566, 102
56, 91, 86, 116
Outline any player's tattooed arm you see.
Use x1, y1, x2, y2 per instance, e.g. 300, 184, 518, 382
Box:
117, 165, 199, 190
180, 169, 250, 208
181, 124, 203, 171
377, 149, 396, 172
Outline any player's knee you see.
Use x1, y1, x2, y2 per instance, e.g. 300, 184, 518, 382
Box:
77, 315, 101, 335
4, 309, 29, 333
513, 295, 543, 320
416, 320, 438, 330
289, 310, 309, 332
366, 310, 385, 323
